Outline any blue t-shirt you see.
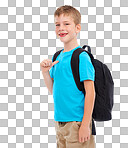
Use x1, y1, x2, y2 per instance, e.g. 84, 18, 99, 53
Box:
49, 45, 95, 122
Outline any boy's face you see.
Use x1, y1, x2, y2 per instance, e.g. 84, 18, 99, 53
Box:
54, 14, 81, 44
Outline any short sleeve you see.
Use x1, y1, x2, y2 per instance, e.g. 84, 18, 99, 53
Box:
49, 56, 54, 79
79, 52, 95, 82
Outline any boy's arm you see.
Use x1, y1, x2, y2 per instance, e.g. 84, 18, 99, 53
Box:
41, 59, 59, 95
42, 71, 53, 95
81, 80, 95, 127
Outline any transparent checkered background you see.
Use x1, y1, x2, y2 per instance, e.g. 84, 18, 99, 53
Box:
0, 0, 128, 148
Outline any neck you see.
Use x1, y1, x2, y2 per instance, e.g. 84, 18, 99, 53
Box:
63, 38, 79, 52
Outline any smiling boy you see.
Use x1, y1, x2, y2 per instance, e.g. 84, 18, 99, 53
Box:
40, 5, 96, 148
55, 14, 80, 51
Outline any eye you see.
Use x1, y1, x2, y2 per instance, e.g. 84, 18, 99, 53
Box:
56, 24, 60, 26
65, 23, 69, 25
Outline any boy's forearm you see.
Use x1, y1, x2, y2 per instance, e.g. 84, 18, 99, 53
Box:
42, 71, 53, 95
81, 82, 95, 127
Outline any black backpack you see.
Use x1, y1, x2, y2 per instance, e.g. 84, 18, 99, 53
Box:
52, 45, 114, 134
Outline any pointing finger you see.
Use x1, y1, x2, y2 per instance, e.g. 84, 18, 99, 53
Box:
52, 60, 59, 66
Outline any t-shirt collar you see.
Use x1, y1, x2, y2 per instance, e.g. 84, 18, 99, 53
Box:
61, 45, 81, 54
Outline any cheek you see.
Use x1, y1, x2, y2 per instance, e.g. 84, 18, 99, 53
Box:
55, 29, 58, 34
68, 27, 75, 33
69, 30, 75, 35
55, 28, 59, 32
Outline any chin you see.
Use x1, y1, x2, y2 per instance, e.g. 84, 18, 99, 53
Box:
60, 39, 69, 43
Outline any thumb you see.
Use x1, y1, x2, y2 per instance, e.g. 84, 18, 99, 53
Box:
52, 60, 59, 67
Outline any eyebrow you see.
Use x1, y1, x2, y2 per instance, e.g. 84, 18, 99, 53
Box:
55, 21, 69, 24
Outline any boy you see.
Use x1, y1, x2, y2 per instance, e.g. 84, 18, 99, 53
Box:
40, 5, 96, 148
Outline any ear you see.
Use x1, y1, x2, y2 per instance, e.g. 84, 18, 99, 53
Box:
76, 24, 81, 34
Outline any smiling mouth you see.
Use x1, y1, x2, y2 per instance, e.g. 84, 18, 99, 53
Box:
59, 33, 68, 37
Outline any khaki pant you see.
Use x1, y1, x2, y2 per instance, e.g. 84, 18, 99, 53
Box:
54, 118, 96, 148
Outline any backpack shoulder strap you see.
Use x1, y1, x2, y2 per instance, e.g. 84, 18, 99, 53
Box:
71, 48, 85, 94
71, 46, 94, 94
52, 50, 63, 62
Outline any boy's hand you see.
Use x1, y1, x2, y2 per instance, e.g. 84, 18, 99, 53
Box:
78, 124, 90, 143
40, 59, 59, 73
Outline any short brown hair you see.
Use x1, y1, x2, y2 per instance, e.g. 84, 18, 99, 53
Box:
54, 5, 81, 25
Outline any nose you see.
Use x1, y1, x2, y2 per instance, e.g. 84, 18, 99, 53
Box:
59, 24, 65, 31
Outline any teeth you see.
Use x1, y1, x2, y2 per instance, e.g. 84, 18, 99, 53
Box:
59, 33, 67, 35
